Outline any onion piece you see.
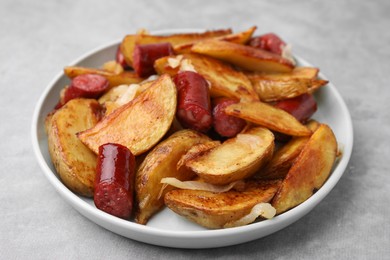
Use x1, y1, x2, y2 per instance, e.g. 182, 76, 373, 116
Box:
158, 177, 245, 199
281, 44, 296, 66
223, 203, 276, 228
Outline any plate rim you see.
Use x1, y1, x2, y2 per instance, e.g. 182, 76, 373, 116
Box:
31, 29, 354, 248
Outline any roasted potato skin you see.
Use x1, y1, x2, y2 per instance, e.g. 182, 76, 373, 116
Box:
164, 179, 281, 229
77, 74, 177, 155
186, 127, 275, 185
271, 124, 338, 214
46, 99, 101, 197
135, 130, 211, 224
258, 120, 320, 180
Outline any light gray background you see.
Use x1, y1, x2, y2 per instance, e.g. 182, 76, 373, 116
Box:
1, 0, 389, 259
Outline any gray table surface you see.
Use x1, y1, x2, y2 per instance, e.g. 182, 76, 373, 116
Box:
1, 0, 389, 259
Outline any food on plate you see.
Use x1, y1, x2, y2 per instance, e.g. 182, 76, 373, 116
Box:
191, 39, 294, 73
185, 127, 274, 185
174, 71, 212, 133
46, 99, 101, 197
77, 74, 177, 155
164, 179, 281, 229
225, 101, 312, 136
135, 129, 211, 224
45, 26, 339, 229
271, 124, 338, 214
94, 143, 135, 219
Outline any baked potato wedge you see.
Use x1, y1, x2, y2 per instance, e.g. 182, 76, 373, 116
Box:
246, 67, 320, 81
173, 26, 256, 53
191, 40, 294, 73
258, 120, 320, 180
164, 179, 281, 229
225, 101, 312, 136
247, 69, 328, 102
64, 66, 143, 88
186, 127, 274, 185
77, 74, 177, 155
135, 130, 211, 224
272, 124, 338, 214
45, 99, 101, 197
154, 54, 259, 101
120, 29, 232, 67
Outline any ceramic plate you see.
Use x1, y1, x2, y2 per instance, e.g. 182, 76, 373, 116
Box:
32, 29, 353, 248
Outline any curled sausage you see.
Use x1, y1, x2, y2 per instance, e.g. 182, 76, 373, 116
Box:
94, 143, 135, 219
133, 42, 174, 77
173, 71, 213, 133
212, 97, 246, 138
249, 33, 286, 55
56, 74, 109, 109
274, 93, 317, 123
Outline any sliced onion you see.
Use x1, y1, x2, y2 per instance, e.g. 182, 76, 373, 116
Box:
115, 83, 140, 106
167, 55, 183, 68
281, 44, 296, 66
158, 177, 245, 199
179, 59, 197, 72
223, 203, 276, 228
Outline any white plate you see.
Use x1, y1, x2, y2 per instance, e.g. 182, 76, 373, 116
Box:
31, 29, 353, 249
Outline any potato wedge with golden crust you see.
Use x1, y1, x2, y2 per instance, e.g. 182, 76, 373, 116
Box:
77, 74, 177, 155
120, 29, 232, 67
191, 40, 294, 73
271, 124, 338, 214
154, 54, 259, 101
250, 77, 312, 102
164, 179, 281, 229
135, 130, 211, 224
225, 101, 312, 136
46, 99, 101, 197
64, 66, 143, 88
246, 67, 320, 81
186, 127, 274, 185
258, 120, 320, 180
173, 26, 257, 53
177, 141, 221, 171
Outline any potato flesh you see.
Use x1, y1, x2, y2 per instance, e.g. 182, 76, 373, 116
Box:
225, 101, 312, 136
135, 130, 211, 224
77, 74, 177, 155
164, 179, 281, 229
46, 99, 100, 197
186, 127, 274, 185
271, 124, 338, 214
